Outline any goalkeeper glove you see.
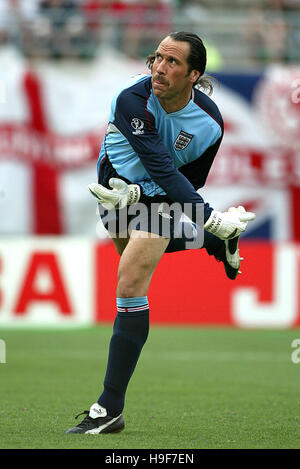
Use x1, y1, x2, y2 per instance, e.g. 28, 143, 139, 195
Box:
88, 178, 141, 210
204, 205, 256, 240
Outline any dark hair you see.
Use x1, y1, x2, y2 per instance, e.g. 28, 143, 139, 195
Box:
146, 31, 214, 95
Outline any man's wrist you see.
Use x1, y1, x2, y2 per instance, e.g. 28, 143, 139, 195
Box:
127, 184, 141, 205
204, 210, 221, 234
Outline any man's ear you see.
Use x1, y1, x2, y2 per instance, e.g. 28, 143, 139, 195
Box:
190, 70, 200, 84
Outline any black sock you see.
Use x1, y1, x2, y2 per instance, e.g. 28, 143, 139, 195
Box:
98, 297, 149, 417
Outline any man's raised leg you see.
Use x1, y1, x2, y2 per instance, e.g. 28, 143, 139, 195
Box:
165, 220, 242, 280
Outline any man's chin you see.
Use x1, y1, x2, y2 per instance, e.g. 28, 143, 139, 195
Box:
153, 88, 161, 96
152, 86, 166, 97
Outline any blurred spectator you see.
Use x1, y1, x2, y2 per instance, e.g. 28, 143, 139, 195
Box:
81, 0, 132, 51
121, 0, 174, 59
0, 0, 22, 47
19, 0, 89, 59
280, 0, 300, 62
33, 0, 84, 58
0, 0, 299, 65
245, 0, 289, 64
179, 0, 207, 20
0, 1, 12, 47
179, 0, 223, 71
20, 0, 40, 20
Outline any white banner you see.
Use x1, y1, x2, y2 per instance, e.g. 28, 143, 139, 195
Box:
0, 237, 94, 326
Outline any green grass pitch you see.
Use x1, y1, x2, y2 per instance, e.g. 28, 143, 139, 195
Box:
0, 325, 300, 449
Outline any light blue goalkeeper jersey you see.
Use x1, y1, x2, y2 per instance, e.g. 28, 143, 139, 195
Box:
97, 74, 224, 222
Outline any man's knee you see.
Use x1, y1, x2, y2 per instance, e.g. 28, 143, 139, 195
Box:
117, 265, 151, 298
117, 278, 137, 298
116, 233, 169, 298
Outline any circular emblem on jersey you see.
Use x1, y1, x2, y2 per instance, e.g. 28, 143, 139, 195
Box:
131, 118, 144, 135
254, 66, 300, 150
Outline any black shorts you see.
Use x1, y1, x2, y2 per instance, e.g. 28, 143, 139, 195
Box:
97, 156, 202, 240
98, 201, 188, 238
98, 156, 178, 237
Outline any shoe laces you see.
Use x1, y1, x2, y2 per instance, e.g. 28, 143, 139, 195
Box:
74, 410, 93, 428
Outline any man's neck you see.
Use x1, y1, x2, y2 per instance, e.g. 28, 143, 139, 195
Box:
158, 94, 191, 114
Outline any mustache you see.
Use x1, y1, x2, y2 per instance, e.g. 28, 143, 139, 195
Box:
153, 75, 168, 85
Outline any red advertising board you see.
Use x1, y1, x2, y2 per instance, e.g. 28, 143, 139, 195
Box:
95, 241, 300, 328
0, 238, 299, 328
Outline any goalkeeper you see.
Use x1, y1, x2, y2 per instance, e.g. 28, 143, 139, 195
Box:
66, 31, 255, 435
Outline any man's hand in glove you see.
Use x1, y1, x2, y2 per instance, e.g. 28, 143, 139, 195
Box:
88, 178, 140, 210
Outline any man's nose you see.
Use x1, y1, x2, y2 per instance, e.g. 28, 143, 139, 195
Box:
156, 60, 166, 74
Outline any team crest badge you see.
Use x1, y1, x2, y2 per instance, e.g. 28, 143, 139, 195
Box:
174, 130, 194, 150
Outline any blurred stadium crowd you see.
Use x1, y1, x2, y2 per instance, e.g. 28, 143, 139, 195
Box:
0, 0, 299, 68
